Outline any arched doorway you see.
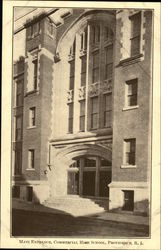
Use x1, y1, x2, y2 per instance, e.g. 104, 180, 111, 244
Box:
67, 156, 111, 198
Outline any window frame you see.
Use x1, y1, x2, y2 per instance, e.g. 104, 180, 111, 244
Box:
90, 96, 98, 129
68, 103, 74, 133
79, 100, 86, 132
103, 93, 112, 128
28, 149, 35, 169
32, 58, 38, 90
125, 79, 138, 108
104, 45, 113, 80
123, 138, 136, 167
29, 107, 36, 127
130, 12, 141, 57
92, 51, 99, 83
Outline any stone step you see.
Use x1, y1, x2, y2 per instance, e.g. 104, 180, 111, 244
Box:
42, 196, 105, 216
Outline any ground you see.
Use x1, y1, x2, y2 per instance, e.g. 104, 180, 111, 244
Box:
12, 209, 149, 237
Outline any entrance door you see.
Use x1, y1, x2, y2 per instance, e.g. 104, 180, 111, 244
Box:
67, 171, 79, 195
83, 171, 95, 196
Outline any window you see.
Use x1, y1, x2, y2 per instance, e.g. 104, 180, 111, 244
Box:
69, 38, 76, 56
124, 139, 136, 165
91, 97, 98, 129
105, 45, 113, 80
28, 22, 40, 39
103, 94, 112, 127
12, 186, 20, 198
126, 79, 138, 106
80, 56, 86, 86
92, 52, 99, 83
84, 157, 96, 168
16, 81, 23, 106
104, 27, 114, 42
69, 60, 75, 90
92, 25, 100, 44
68, 103, 73, 133
130, 12, 141, 56
79, 100, 85, 131
15, 116, 22, 141
33, 59, 38, 90
28, 150, 35, 169
29, 107, 36, 127
14, 151, 22, 175
81, 27, 87, 50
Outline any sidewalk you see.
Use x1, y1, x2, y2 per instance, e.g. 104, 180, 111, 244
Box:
12, 199, 149, 226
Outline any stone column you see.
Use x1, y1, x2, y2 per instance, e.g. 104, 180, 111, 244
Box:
79, 158, 84, 196
95, 157, 100, 196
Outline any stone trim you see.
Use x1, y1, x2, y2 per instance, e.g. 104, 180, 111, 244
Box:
12, 180, 48, 186
109, 181, 148, 188
51, 135, 112, 146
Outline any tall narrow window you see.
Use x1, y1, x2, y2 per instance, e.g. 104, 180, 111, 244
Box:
68, 103, 73, 133
33, 59, 38, 90
130, 12, 141, 56
104, 27, 114, 42
105, 45, 113, 80
15, 116, 22, 141
80, 56, 86, 86
124, 139, 136, 165
16, 81, 23, 106
126, 79, 138, 106
103, 94, 112, 127
91, 97, 98, 129
79, 100, 85, 131
92, 25, 100, 44
80, 27, 87, 51
29, 107, 36, 127
15, 151, 22, 175
69, 60, 75, 90
92, 52, 99, 83
28, 150, 35, 169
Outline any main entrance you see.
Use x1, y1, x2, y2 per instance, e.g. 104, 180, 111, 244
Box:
67, 156, 111, 198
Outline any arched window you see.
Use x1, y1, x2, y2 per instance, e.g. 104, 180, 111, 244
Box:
65, 20, 114, 134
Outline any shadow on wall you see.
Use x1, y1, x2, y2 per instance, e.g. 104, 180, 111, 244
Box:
109, 199, 149, 217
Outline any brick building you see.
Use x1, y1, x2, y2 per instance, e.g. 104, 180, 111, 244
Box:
12, 8, 152, 215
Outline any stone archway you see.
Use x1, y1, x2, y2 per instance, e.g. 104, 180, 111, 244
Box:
48, 143, 112, 197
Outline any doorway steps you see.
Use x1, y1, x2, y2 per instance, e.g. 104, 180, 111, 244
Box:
42, 196, 106, 217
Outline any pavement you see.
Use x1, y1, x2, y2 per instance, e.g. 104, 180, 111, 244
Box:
12, 199, 149, 226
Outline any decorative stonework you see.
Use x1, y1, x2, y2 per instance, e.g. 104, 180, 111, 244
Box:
67, 89, 74, 103
96, 140, 112, 150
79, 49, 87, 57
89, 82, 99, 97
54, 52, 61, 63
102, 79, 112, 93
68, 54, 75, 61
78, 86, 86, 100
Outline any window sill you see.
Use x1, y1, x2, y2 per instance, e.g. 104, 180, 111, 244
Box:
25, 90, 38, 97
122, 105, 139, 111
121, 165, 137, 169
26, 168, 35, 171
118, 53, 143, 67
27, 126, 36, 130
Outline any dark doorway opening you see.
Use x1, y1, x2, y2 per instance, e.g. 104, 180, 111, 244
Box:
27, 186, 33, 202
83, 171, 95, 196
122, 190, 134, 211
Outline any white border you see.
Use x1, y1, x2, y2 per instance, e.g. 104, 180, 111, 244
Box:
1, 1, 160, 249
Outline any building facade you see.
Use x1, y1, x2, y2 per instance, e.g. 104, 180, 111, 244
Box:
12, 8, 152, 215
